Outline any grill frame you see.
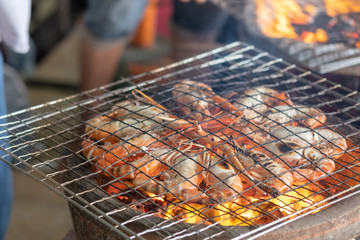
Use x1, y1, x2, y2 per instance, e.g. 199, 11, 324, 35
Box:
1, 41, 360, 239
65, 150, 360, 240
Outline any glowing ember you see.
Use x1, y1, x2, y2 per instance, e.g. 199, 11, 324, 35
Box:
256, 0, 360, 46
256, 0, 304, 39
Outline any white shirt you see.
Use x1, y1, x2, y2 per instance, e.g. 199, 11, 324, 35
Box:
0, 0, 31, 53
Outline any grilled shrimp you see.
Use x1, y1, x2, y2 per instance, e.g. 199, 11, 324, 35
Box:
200, 153, 244, 204
257, 105, 326, 129
186, 124, 293, 197
111, 99, 169, 120
291, 148, 336, 182
226, 146, 293, 197
268, 126, 347, 159
227, 87, 292, 123
106, 146, 245, 204
82, 133, 166, 164
264, 126, 347, 182
311, 128, 347, 158
172, 80, 215, 120
244, 149, 293, 194
82, 140, 135, 165
85, 117, 164, 143
101, 148, 167, 180
85, 97, 170, 142
172, 80, 244, 120
117, 148, 205, 201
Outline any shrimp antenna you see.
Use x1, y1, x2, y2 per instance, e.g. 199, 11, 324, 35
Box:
132, 89, 167, 111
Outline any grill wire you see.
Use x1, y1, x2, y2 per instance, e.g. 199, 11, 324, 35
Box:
1, 41, 360, 239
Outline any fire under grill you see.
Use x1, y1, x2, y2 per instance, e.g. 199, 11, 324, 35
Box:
212, 0, 360, 75
2, 42, 360, 239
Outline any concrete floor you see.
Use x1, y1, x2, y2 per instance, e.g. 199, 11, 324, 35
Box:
4, 27, 170, 240
6, 171, 73, 240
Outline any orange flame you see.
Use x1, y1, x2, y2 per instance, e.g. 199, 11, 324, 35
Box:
256, 0, 360, 44
159, 184, 328, 226
256, 0, 312, 40
324, 0, 360, 16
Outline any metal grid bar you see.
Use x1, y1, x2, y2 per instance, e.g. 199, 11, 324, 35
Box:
1, 41, 360, 239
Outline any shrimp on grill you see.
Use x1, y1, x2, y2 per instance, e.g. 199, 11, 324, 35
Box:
85, 117, 166, 143
199, 152, 244, 204
85, 90, 171, 143
244, 149, 293, 194
228, 87, 293, 122
172, 80, 216, 121
110, 99, 169, 120
256, 104, 326, 129
85, 99, 171, 143
264, 126, 347, 182
186, 124, 293, 197
172, 80, 244, 121
159, 116, 250, 143
312, 128, 347, 158
82, 140, 135, 165
82, 132, 167, 168
291, 148, 336, 182
112, 148, 172, 180
113, 147, 206, 201
104, 145, 245, 204
222, 145, 293, 197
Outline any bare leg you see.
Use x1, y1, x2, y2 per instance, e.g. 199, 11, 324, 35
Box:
170, 23, 223, 62
80, 0, 148, 91
79, 37, 125, 92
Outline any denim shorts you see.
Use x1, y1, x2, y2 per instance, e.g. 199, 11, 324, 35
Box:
85, 0, 234, 42
0, 51, 13, 240
85, 0, 149, 41
173, 1, 229, 36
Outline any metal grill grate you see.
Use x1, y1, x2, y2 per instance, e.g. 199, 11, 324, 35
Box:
1, 42, 360, 239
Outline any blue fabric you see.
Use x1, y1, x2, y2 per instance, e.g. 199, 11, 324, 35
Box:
173, 0, 229, 35
172, 0, 240, 44
0, 51, 13, 240
85, 0, 148, 40
85, 0, 238, 43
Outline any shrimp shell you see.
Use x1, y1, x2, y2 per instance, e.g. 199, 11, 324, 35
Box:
264, 126, 347, 182
172, 79, 215, 120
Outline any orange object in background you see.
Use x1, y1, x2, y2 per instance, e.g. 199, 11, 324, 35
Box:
131, 0, 158, 48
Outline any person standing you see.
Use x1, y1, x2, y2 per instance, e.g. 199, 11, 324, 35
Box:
0, 0, 31, 238
79, 0, 234, 92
